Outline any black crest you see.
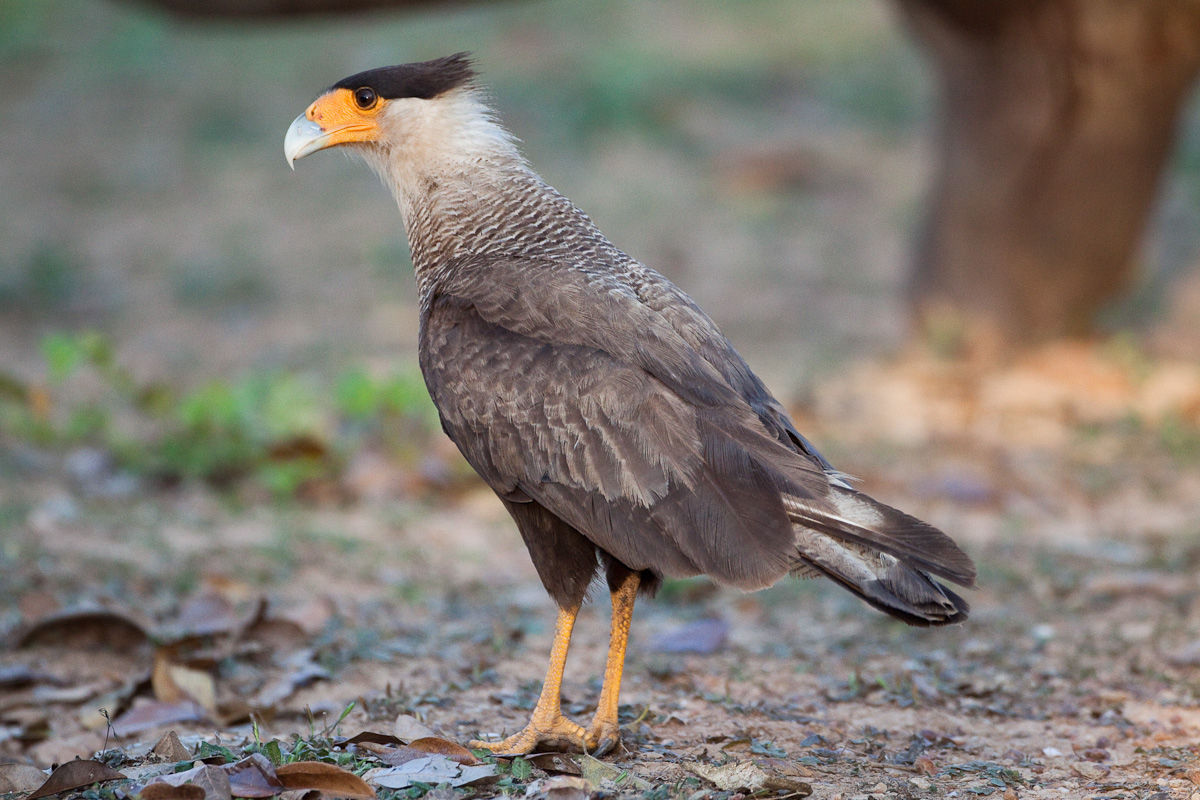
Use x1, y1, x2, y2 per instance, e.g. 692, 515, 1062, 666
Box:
331, 53, 477, 100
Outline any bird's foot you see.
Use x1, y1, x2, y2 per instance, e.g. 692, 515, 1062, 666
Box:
583, 717, 621, 757
470, 715, 590, 756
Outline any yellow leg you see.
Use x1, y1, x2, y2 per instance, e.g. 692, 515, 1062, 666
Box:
584, 571, 640, 756
470, 605, 589, 755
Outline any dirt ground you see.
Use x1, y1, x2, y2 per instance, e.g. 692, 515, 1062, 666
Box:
7, 345, 1200, 800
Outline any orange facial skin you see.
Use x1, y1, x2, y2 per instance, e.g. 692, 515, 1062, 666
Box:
304, 87, 386, 148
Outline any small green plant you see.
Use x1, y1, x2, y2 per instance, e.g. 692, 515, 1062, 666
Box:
509, 757, 533, 781
197, 741, 237, 762
0, 331, 446, 500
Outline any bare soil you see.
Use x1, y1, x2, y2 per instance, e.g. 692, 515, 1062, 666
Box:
7, 349, 1200, 800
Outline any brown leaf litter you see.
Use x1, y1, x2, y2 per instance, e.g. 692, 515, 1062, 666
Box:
275, 761, 375, 799
24, 759, 125, 800
7, 347, 1200, 798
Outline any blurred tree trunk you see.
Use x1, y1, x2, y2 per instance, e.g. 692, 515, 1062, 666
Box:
895, 0, 1200, 350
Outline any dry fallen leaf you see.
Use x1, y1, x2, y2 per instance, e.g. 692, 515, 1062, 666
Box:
139, 781, 208, 800
756, 758, 813, 779
336, 732, 405, 748
112, 700, 208, 736
0, 763, 48, 794
577, 754, 649, 790
685, 761, 762, 792
526, 753, 581, 776
348, 742, 401, 760
403, 737, 479, 765
392, 714, 436, 743
367, 756, 496, 790
241, 618, 310, 654
119, 764, 180, 785
152, 649, 218, 713
15, 605, 153, 652
167, 593, 242, 639
251, 652, 329, 708
148, 763, 233, 800
914, 756, 937, 776
223, 753, 284, 798
367, 758, 458, 789
685, 760, 811, 795
152, 731, 195, 762
276, 761, 375, 799
26, 759, 126, 800
367, 744, 452, 767
275, 791, 320, 800
523, 775, 593, 800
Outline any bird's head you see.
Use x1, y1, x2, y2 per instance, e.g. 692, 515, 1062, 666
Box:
285, 53, 507, 171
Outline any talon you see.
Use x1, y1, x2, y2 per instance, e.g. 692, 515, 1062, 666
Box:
469, 716, 589, 755
590, 736, 618, 757
584, 718, 621, 757
469, 573, 639, 760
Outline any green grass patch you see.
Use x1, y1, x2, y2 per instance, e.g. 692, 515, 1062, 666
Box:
0, 331, 442, 500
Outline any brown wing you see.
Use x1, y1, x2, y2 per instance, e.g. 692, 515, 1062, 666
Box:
420, 293, 832, 590
433, 256, 762, 409
433, 256, 853, 474
421, 256, 975, 603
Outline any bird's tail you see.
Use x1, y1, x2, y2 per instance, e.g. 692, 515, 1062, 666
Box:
784, 487, 974, 626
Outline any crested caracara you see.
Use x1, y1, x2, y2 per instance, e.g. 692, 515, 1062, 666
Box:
285, 53, 975, 757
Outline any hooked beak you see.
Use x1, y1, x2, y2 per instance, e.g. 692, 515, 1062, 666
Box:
284, 89, 385, 169
284, 114, 331, 168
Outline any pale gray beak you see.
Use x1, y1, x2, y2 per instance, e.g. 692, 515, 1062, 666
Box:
284, 114, 331, 169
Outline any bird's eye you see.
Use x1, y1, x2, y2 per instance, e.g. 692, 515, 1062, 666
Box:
354, 87, 378, 110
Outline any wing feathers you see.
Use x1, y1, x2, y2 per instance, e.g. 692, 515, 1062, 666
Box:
420, 275, 976, 627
